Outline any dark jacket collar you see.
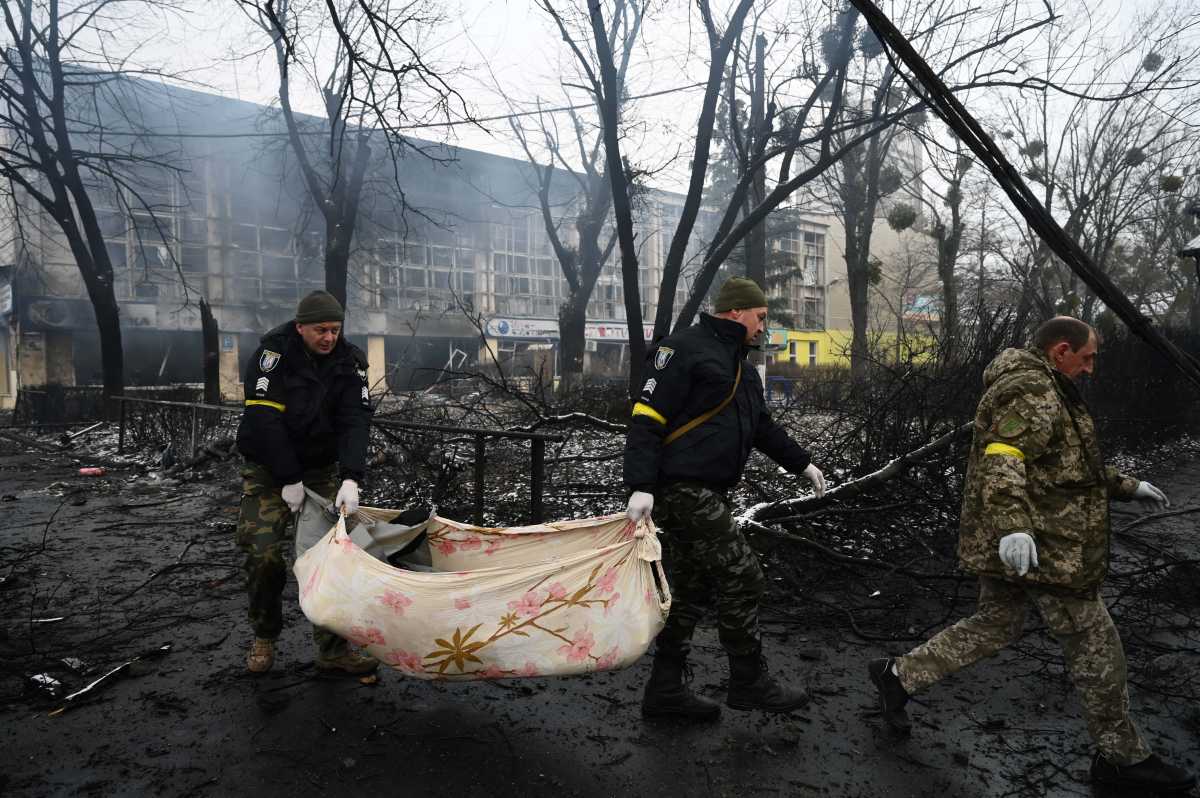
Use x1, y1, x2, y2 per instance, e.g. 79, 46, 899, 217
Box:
264, 321, 350, 364
699, 313, 752, 357
700, 313, 749, 347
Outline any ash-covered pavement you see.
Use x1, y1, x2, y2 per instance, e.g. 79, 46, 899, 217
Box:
1, 437, 1198, 797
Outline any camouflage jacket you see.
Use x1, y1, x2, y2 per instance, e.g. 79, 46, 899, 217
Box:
957, 347, 1139, 591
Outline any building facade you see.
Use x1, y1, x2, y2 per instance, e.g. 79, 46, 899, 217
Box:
0, 77, 846, 405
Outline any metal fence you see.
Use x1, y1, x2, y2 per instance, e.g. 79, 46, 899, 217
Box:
113, 395, 564, 523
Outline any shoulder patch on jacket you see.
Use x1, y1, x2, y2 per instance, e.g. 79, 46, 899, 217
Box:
654, 347, 675, 370
259, 350, 281, 373
996, 412, 1028, 439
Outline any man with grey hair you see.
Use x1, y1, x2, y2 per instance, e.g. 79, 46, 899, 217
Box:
869, 316, 1193, 793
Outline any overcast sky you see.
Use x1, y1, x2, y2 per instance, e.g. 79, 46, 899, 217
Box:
116, 0, 1194, 194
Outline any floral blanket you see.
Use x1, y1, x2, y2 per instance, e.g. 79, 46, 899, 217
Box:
294, 512, 670, 680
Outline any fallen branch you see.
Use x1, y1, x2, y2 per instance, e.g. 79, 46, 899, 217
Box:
112, 561, 236, 605
743, 519, 961, 581
48, 643, 172, 716
739, 423, 972, 525
1114, 505, 1200, 536
0, 429, 66, 453
163, 436, 236, 476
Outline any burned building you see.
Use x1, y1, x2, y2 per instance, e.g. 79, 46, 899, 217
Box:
0, 76, 837, 406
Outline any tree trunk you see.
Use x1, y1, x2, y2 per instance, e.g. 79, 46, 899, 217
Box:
558, 292, 588, 393
588, 0, 646, 397
745, 34, 768, 288
94, 297, 124, 419
200, 298, 220, 405
939, 260, 958, 345
324, 137, 372, 309
842, 187, 871, 380
1190, 265, 1200, 332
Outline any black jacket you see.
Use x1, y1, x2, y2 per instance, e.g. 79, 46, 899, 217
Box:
236, 322, 373, 484
623, 313, 812, 492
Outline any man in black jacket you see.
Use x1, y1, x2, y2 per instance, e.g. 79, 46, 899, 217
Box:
235, 290, 377, 675
625, 277, 826, 721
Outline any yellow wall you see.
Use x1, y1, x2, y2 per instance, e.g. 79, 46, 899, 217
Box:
769, 328, 935, 367
769, 329, 854, 366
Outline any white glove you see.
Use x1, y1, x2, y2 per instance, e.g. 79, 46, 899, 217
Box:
802, 463, 826, 498
1133, 481, 1169, 512
998, 532, 1038, 576
281, 481, 305, 514
626, 490, 654, 522
335, 479, 359, 516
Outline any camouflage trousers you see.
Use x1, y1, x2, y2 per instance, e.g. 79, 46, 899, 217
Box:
895, 576, 1150, 765
236, 460, 346, 657
651, 482, 765, 659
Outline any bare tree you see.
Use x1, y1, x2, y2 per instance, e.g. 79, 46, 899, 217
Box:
238, 0, 468, 307
1131, 176, 1200, 329
815, 0, 1065, 377
0, 0, 188, 407
992, 5, 1200, 327
899, 131, 978, 344
514, 0, 644, 392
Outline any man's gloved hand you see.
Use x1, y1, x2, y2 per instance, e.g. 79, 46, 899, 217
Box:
626, 490, 654, 522
802, 463, 826, 498
335, 479, 359, 516
998, 532, 1038, 576
1133, 481, 1169, 512
281, 481, 305, 514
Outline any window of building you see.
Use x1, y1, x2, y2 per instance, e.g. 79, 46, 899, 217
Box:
493, 214, 557, 317
808, 340, 818, 366
788, 341, 798, 364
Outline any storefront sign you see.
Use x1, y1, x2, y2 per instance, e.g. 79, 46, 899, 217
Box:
486, 317, 656, 342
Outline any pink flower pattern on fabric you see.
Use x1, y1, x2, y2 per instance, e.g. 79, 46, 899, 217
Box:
453, 597, 472, 610
459, 536, 482, 551
558, 629, 595, 663
595, 645, 620, 670
380, 590, 413, 615
383, 649, 423, 673
484, 540, 501, 556
603, 592, 621, 617
338, 536, 356, 553
507, 590, 542, 618
480, 664, 505, 679
301, 565, 322, 599
546, 582, 568, 601
519, 662, 540, 677
348, 625, 386, 647
596, 567, 619, 594
434, 539, 457, 556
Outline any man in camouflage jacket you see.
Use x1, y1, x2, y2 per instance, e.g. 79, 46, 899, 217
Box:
868, 316, 1194, 794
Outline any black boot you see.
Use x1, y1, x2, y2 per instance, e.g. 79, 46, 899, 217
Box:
725, 650, 809, 712
867, 657, 912, 735
641, 655, 721, 721
1091, 752, 1196, 793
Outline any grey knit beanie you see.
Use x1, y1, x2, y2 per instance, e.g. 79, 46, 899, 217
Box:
295, 290, 344, 324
